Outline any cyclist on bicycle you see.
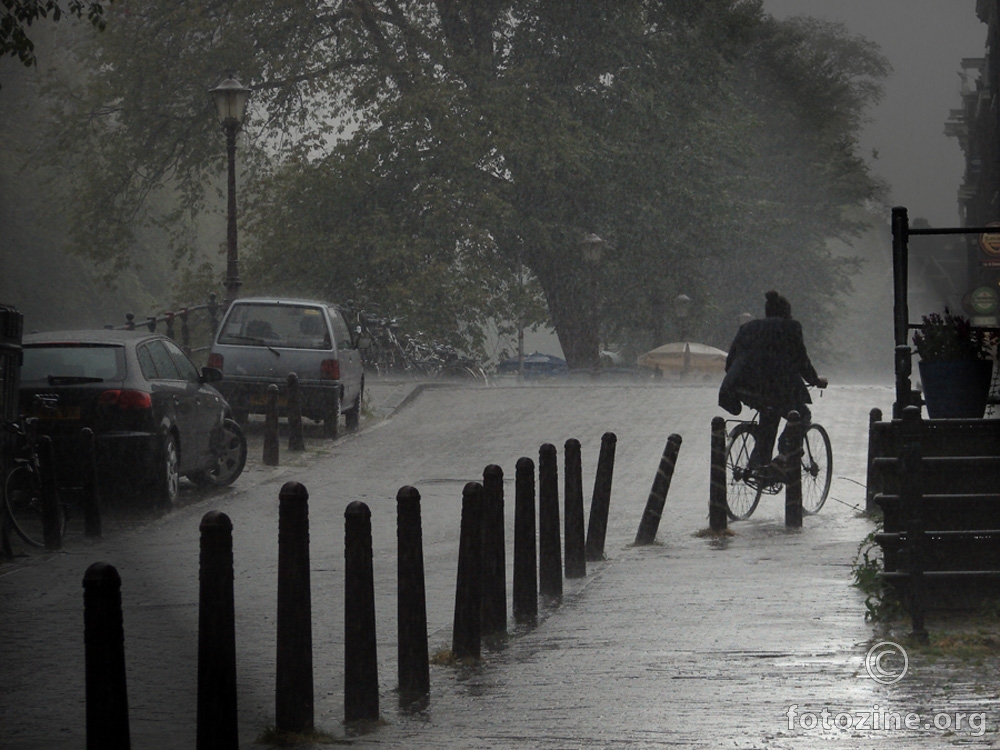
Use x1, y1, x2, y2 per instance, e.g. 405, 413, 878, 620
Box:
718, 290, 827, 474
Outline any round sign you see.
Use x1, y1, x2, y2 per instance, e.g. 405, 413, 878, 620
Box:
970, 286, 999, 315
980, 222, 1000, 256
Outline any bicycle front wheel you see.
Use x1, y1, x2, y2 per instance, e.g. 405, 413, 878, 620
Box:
800, 423, 832, 514
5, 464, 46, 548
725, 423, 762, 520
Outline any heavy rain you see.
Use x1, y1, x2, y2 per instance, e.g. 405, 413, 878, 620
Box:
1, 2, 999, 748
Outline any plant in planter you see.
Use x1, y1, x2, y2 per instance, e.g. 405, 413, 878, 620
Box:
913, 311, 995, 419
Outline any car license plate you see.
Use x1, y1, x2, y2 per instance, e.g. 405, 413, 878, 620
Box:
35, 406, 81, 420
249, 394, 287, 407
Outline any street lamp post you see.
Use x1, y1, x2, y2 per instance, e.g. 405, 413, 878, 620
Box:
674, 293, 692, 378
210, 75, 251, 306
516, 250, 525, 383
674, 293, 692, 342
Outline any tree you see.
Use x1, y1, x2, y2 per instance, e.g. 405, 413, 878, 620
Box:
1, 0, 109, 69
43, 0, 888, 367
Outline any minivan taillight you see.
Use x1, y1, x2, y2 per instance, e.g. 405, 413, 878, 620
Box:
99, 390, 153, 410
207, 352, 224, 369
321, 359, 340, 380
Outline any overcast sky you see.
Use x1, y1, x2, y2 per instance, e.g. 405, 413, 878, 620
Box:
762, 0, 986, 227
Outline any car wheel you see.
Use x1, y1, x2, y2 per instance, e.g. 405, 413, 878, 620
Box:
345, 382, 363, 431
153, 432, 180, 510
323, 390, 341, 439
189, 418, 248, 487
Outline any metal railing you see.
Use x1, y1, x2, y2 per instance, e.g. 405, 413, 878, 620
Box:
108, 293, 223, 358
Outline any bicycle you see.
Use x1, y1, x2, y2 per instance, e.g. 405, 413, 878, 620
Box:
3, 399, 66, 548
724, 407, 832, 521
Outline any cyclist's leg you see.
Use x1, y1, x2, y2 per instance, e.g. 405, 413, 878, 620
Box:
777, 403, 812, 456
752, 408, 780, 466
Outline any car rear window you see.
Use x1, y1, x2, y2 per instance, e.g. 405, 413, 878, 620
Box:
21, 344, 126, 382
217, 303, 333, 350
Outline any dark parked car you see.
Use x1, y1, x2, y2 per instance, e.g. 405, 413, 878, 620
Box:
208, 297, 367, 437
16, 329, 247, 507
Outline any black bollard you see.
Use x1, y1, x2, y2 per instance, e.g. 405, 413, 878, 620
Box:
264, 384, 280, 466
585, 432, 617, 562
634, 434, 683, 545
197, 511, 239, 750
344, 501, 379, 722
452, 482, 483, 660
36, 435, 62, 550
397, 486, 430, 700
709, 417, 728, 532
564, 439, 586, 579
513, 457, 538, 625
276, 482, 314, 734
481, 464, 507, 636
84, 562, 131, 750
81, 428, 102, 538
287, 373, 305, 451
784, 411, 803, 529
538, 443, 563, 600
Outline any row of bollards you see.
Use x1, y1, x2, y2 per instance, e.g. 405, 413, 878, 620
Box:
262, 373, 308, 467
705, 411, 805, 534
13, 428, 104, 556
634, 410, 808, 543
82, 486, 330, 748
80, 413, 813, 746
82, 430, 618, 745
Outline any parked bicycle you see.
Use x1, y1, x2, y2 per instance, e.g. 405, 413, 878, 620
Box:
3, 397, 65, 548
724, 407, 832, 520
341, 300, 489, 382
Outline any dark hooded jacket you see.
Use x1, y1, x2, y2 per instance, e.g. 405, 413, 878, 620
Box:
718, 317, 820, 416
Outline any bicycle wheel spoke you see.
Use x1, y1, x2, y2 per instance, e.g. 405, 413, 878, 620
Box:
725, 425, 762, 520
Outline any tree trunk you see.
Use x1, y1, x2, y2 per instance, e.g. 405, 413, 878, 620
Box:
534, 264, 600, 370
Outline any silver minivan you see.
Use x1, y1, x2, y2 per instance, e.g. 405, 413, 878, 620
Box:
208, 297, 366, 437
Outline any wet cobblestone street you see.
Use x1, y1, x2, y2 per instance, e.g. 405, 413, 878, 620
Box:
3, 382, 999, 748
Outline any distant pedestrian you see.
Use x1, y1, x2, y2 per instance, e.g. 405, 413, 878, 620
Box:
718, 290, 827, 470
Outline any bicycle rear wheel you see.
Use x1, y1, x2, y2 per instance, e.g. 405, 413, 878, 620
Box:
800, 423, 832, 514
5, 465, 47, 548
725, 423, 763, 520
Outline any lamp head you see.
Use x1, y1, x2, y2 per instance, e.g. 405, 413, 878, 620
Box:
211, 75, 250, 127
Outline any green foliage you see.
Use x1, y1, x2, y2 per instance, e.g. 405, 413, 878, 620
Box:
913, 311, 993, 363
851, 520, 904, 623
34, 0, 889, 363
0, 0, 108, 70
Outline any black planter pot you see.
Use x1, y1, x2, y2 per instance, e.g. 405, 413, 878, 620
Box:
918, 359, 994, 419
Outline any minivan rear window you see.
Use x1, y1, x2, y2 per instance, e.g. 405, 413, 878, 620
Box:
21, 344, 126, 382
217, 303, 333, 350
